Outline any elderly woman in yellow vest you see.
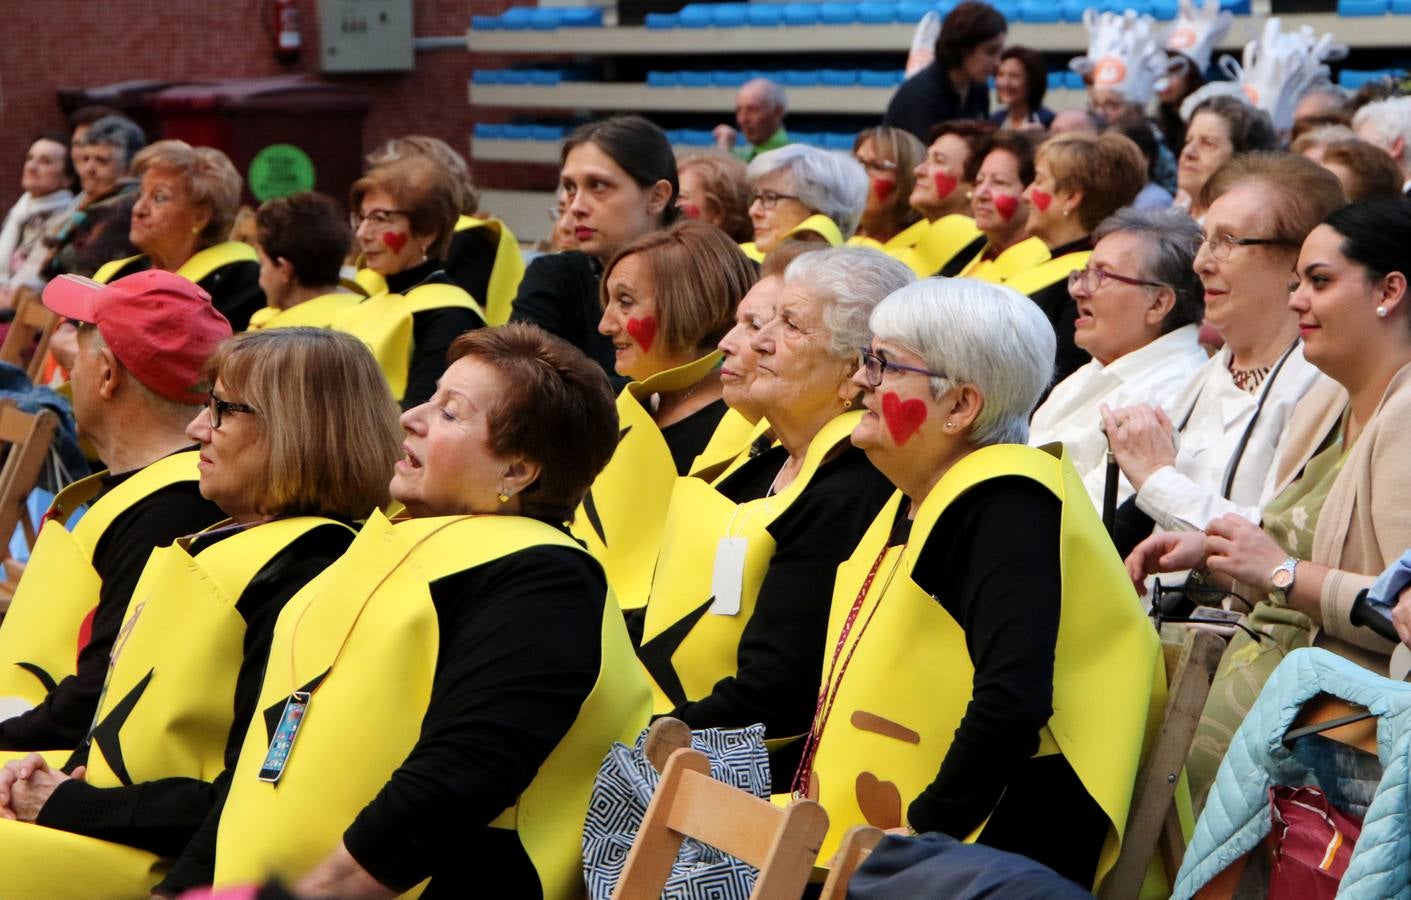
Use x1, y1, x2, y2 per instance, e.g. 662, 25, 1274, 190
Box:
0, 327, 400, 899
889, 121, 990, 277
247, 192, 358, 330
577, 221, 755, 613
741, 144, 868, 261
334, 156, 483, 409
90, 140, 263, 330
794, 277, 1163, 891
363, 135, 524, 326
175, 325, 650, 899
940, 130, 1047, 282
849, 126, 925, 249
1010, 131, 1148, 384
639, 246, 907, 790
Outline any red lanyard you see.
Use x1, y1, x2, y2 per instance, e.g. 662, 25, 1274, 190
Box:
791, 538, 905, 798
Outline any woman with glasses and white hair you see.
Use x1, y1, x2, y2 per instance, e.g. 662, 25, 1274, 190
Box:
742, 144, 868, 260
793, 277, 1161, 892
1030, 208, 1209, 510
637, 247, 906, 791
1104, 154, 1344, 548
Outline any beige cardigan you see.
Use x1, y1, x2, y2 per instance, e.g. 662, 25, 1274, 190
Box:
1268, 360, 1411, 670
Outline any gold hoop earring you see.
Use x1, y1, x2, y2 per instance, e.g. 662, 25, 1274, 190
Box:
842, 398, 853, 409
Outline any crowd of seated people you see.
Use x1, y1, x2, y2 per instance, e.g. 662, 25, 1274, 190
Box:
4, 3, 1411, 895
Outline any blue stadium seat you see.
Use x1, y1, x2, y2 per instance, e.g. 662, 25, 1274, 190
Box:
783, 3, 824, 23
714, 3, 751, 26
560, 7, 603, 26
820, 3, 862, 23
748, 4, 787, 24
647, 70, 680, 87
681, 71, 714, 86
645, 12, 681, 27
821, 68, 861, 85
1338, 0, 1389, 14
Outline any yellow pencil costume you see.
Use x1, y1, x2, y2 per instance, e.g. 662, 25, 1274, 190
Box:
245, 293, 359, 331
740, 214, 844, 262
93, 242, 258, 287
331, 282, 483, 402
952, 235, 1052, 284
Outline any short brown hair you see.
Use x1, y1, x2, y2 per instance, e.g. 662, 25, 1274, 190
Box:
1000, 45, 1048, 111
853, 126, 925, 235
1321, 139, 1406, 202
1189, 95, 1277, 155
935, 1, 1007, 70
255, 192, 352, 288
760, 238, 827, 278
132, 140, 243, 248
367, 135, 480, 216
449, 324, 618, 523
1036, 132, 1146, 232
350, 157, 460, 260
677, 150, 754, 243
601, 221, 756, 354
925, 118, 997, 152
965, 129, 1037, 184
1201, 152, 1348, 248
205, 328, 400, 521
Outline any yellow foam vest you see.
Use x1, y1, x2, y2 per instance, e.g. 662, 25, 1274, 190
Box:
246, 293, 360, 331
846, 218, 928, 257
639, 412, 860, 714
572, 352, 744, 612
93, 242, 258, 286
0, 517, 343, 898
740, 214, 844, 262
213, 511, 651, 898
1001, 247, 1092, 298
0, 452, 200, 721
804, 444, 1163, 891
954, 235, 1052, 284
331, 282, 484, 402
687, 407, 767, 478
889, 214, 983, 277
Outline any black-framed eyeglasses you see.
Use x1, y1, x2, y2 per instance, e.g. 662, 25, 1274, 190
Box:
750, 190, 801, 209
858, 346, 947, 388
349, 208, 411, 230
1202, 233, 1293, 261
1068, 266, 1169, 294
208, 391, 257, 429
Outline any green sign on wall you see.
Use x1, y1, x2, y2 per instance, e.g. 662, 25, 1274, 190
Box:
248, 143, 316, 201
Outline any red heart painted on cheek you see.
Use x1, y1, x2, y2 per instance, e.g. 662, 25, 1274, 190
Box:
993, 194, 1018, 222
932, 173, 958, 200
872, 177, 897, 203
881, 391, 928, 445
679, 204, 703, 220
381, 231, 408, 253
1030, 189, 1052, 212
626, 316, 657, 353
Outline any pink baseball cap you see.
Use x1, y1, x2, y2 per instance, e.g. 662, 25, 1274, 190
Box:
42, 270, 234, 404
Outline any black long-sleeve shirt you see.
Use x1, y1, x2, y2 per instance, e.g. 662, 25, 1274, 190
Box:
1024, 236, 1094, 386
510, 251, 617, 377
667, 445, 894, 789
902, 476, 1105, 887
883, 63, 990, 143
0, 457, 225, 751
444, 225, 496, 309
386, 260, 481, 410
37, 523, 354, 860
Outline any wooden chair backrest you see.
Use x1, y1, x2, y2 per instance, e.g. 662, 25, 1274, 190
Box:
0, 402, 58, 562
612, 747, 829, 900
0, 287, 60, 382
1098, 628, 1226, 900
817, 824, 885, 900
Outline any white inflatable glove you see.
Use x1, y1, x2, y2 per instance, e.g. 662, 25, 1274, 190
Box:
1071, 9, 1129, 77
906, 11, 940, 77
1164, 0, 1233, 72
1233, 18, 1343, 131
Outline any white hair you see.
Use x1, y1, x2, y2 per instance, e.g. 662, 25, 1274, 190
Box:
783, 247, 917, 361
869, 278, 1056, 447
1352, 96, 1411, 169
741, 77, 787, 114
747, 144, 869, 238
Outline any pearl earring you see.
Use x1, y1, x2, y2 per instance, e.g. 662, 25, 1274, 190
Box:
944, 420, 955, 431
1377, 305, 1389, 318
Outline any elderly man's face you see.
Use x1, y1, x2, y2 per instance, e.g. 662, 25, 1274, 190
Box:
736, 85, 784, 146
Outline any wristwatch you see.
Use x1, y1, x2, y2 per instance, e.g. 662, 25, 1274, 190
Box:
1270, 557, 1299, 601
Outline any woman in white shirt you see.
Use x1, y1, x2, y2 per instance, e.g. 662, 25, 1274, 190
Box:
1103, 153, 1346, 539
1030, 207, 1209, 511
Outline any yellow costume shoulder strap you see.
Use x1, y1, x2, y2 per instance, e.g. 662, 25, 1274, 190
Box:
65, 452, 202, 550
353, 267, 387, 297
738, 241, 764, 263
189, 517, 351, 596
693, 413, 771, 482
845, 235, 884, 250
912, 444, 1061, 538
456, 216, 526, 327
246, 294, 360, 331
785, 214, 844, 246
883, 218, 929, 253
769, 411, 862, 503
92, 255, 146, 285
395, 512, 585, 583
404, 282, 486, 323
629, 351, 723, 400
1002, 249, 1091, 296
177, 242, 259, 284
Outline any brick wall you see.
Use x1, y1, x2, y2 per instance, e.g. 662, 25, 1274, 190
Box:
0, 0, 541, 213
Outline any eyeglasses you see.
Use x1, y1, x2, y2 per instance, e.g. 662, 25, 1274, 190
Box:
1067, 266, 1169, 294
857, 346, 947, 388
1202, 233, 1292, 261
855, 155, 897, 175
349, 208, 410, 230
208, 391, 257, 429
750, 190, 801, 209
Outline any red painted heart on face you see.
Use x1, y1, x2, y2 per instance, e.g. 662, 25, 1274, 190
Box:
679, 203, 703, 220
994, 194, 1018, 222
381, 231, 409, 253
1029, 188, 1053, 212
626, 316, 658, 353
881, 391, 928, 445
933, 172, 958, 200
872, 177, 897, 203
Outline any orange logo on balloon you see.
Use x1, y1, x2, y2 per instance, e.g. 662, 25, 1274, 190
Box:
1243, 84, 1260, 105
1168, 27, 1196, 50
1093, 57, 1127, 86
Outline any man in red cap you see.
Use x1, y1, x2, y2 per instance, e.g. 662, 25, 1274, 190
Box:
0, 269, 232, 751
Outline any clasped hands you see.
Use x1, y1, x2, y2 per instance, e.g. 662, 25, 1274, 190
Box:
0, 753, 84, 822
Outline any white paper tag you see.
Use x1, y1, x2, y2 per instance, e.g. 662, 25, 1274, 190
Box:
709, 537, 747, 615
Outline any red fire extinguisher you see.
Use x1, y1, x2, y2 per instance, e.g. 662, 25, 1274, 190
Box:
272, 0, 302, 63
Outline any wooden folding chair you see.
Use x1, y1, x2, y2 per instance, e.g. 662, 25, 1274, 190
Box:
817, 824, 885, 900
0, 287, 60, 382
1098, 628, 1226, 900
612, 746, 829, 900
0, 402, 59, 609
